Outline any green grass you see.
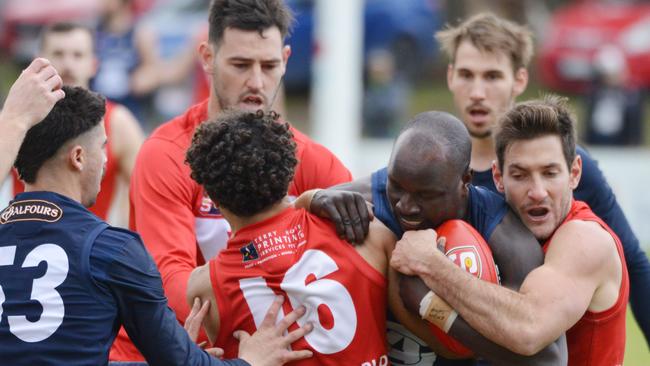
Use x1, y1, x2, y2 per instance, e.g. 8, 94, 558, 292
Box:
626, 309, 650, 365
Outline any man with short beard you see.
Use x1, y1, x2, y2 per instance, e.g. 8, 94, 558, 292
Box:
113, 0, 353, 362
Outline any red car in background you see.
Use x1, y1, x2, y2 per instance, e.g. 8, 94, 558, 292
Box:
538, 0, 650, 93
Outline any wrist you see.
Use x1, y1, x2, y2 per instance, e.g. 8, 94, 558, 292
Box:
419, 290, 458, 333
0, 111, 31, 135
294, 188, 321, 212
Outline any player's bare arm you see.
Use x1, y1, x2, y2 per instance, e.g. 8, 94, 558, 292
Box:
0, 58, 64, 180
186, 265, 315, 366
391, 219, 621, 355
294, 179, 373, 244
398, 210, 567, 364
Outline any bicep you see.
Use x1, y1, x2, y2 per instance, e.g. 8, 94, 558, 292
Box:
487, 210, 543, 290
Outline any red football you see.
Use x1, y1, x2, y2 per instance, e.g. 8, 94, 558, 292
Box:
428, 219, 500, 358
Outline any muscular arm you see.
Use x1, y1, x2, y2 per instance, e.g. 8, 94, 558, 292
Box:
399, 211, 566, 364
576, 146, 650, 344
398, 221, 617, 355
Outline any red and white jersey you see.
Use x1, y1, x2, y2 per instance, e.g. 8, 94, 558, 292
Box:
211, 206, 388, 366
110, 100, 352, 361
543, 200, 629, 366
1, 101, 119, 221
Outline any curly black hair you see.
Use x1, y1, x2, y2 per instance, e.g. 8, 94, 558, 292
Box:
15, 86, 105, 183
186, 109, 297, 217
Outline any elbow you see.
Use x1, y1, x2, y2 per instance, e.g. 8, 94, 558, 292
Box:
509, 325, 547, 356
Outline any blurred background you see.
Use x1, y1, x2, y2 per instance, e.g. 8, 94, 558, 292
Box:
0, 0, 648, 362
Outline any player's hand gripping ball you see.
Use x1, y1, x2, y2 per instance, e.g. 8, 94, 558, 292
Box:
429, 220, 500, 358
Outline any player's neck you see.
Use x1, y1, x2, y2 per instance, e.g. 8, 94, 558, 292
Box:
24, 174, 82, 204
224, 197, 293, 235
470, 136, 497, 172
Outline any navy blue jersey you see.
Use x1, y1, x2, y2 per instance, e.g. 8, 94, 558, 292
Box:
471, 145, 650, 342
372, 167, 509, 366
0, 191, 247, 366
371, 167, 507, 240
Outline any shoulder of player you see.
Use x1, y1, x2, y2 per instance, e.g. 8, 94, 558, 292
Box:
365, 219, 397, 254
547, 219, 618, 272
95, 226, 143, 248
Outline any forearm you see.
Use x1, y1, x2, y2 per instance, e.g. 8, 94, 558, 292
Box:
414, 257, 542, 355
448, 317, 567, 365
0, 114, 29, 180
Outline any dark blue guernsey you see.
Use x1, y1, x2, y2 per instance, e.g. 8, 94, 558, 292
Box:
472, 145, 650, 343
372, 167, 508, 366
0, 191, 248, 366
371, 167, 507, 240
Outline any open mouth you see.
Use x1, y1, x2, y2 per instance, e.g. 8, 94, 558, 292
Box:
241, 95, 264, 108
526, 207, 550, 222
467, 106, 489, 122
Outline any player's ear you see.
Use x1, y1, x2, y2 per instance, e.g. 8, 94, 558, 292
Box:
492, 161, 505, 193
569, 155, 582, 190
68, 145, 84, 172
199, 41, 215, 74
512, 67, 528, 98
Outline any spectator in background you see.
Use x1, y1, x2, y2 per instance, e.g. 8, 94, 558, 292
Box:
585, 44, 644, 146
92, 0, 158, 122
2, 22, 144, 228
362, 49, 409, 138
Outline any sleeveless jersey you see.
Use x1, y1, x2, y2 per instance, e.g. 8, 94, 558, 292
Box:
543, 200, 629, 366
8, 101, 119, 221
211, 206, 388, 366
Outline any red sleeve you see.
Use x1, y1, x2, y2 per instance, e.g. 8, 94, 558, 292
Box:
129, 137, 198, 322
289, 137, 353, 196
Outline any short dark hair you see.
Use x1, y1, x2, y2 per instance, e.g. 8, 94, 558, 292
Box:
15, 86, 106, 183
496, 95, 576, 171
208, 0, 294, 45
186, 110, 297, 217
40, 22, 95, 51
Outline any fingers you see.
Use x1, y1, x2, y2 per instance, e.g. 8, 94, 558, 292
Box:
23, 58, 51, 74
334, 199, 356, 243
259, 295, 284, 329
44, 73, 63, 95
37, 63, 58, 83
205, 347, 224, 357
275, 304, 306, 334
185, 298, 210, 341
322, 199, 346, 239
437, 236, 447, 252
282, 349, 314, 363
232, 330, 250, 342
353, 194, 370, 241
283, 321, 313, 344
